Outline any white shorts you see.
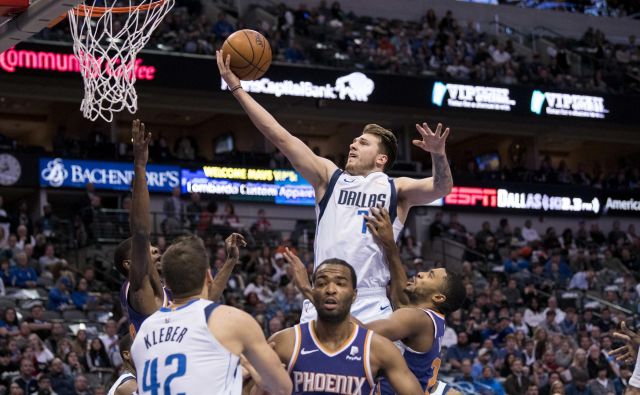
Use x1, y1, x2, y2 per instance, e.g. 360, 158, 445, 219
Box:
299, 287, 392, 324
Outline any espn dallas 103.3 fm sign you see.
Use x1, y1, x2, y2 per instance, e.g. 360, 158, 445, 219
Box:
443, 185, 601, 216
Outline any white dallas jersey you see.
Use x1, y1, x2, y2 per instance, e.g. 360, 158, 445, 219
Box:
131, 299, 242, 395
315, 170, 403, 288
108, 372, 136, 395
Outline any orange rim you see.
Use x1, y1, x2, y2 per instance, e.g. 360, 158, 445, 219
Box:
72, 0, 168, 16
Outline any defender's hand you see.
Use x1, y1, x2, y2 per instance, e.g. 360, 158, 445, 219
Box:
225, 233, 247, 261
132, 119, 151, 165
366, 207, 395, 249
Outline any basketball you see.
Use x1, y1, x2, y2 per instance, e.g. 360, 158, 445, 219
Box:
221, 29, 272, 81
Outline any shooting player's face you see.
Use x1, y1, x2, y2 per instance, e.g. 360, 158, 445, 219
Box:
345, 134, 385, 174
312, 264, 356, 323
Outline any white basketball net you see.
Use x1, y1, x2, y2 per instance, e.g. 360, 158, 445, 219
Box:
68, 0, 174, 122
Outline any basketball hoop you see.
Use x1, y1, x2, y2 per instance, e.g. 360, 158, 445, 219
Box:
67, 0, 174, 122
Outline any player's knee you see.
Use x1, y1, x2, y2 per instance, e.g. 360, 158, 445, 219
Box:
445, 388, 463, 395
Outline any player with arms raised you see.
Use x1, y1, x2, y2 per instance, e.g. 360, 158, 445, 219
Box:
216, 51, 453, 323
117, 119, 246, 338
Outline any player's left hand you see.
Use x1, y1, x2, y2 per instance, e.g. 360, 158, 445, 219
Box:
225, 233, 247, 261
413, 121, 449, 156
610, 321, 640, 364
131, 119, 151, 165
365, 206, 395, 249
284, 248, 313, 296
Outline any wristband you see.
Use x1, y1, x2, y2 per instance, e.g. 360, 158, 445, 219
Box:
230, 84, 242, 93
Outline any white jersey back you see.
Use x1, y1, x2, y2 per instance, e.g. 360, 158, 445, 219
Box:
131, 299, 242, 395
315, 170, 403, 288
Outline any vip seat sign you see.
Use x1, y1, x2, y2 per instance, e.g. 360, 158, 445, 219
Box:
40, 158, 180, 192
530, 90, 608, 119
431, 81, 516, 111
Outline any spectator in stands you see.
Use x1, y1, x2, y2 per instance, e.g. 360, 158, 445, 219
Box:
10, 252, 37, 289
481, 236, 501, 266
49, 357, 74, 395
447, 332, 476, 371
13, 358, 37, 394
523, 298, 545, 329
10, 201, 33, 236
429, 212, 446, 241
38, 244, 63, 277
71, 374, 90, 395
162, 187, 183, 235
28, 334, 54, 369
478, 365, 505, 395
221, 202, 242, 230
504, 358, 529, 395
0, 308, 20, 337
185, 193, 202, 230
244, 274, 273, 304
522, 220, 540, 243
588, 364, 615, 395
14, 226, 34, 252
98, 320, 120, 368
70, 278, 93, 311
47, 278, 72, 312
35, 204, 59, 239
213, 12, 234, 42
85, 338, 112, 377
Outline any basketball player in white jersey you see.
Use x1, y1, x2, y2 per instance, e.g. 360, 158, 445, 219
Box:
217, 52, 453, 323
108, 334, 137, 395
131, 235, 291, 395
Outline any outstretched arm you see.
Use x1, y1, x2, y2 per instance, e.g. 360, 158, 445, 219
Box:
366, 207, 409, 308
208, 233, 247, 301
371, 334, 424, 395
365, 307, 434, 345
129, 120, 164, 315
396, 122, 453, 209
216, 51, 337, 195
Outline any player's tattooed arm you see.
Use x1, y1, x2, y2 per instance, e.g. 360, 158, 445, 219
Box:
396, 121, 452, 209
366, 207, 409, 308
129, 119, 164, 314
208, 233, 247, 301
431, 151, 453, 197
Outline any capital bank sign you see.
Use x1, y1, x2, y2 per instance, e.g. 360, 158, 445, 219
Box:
431, 82, 516, 111
39, 158, 179, 192
530, 90, 608, 119
221, 72, 375, 102
445, 186, 600, 214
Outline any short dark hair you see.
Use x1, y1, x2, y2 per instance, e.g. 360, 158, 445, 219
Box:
313, 259, 357, 289
114, 238, 132, 276
438, 269, 466, 315
162, 235, 208, 298
363, 124, 398, 171
119, 334, 132, 358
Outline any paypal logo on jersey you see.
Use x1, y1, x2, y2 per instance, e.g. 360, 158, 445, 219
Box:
346, 346, 362, 361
